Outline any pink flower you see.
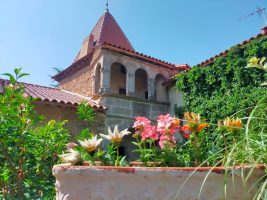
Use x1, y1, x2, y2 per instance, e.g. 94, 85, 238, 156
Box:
133, 116, 151, 130
157, 114, 173, 129
66, 142, 78, 150
20, 103, 25, 109
169, 128, 176, 134
159, 135, 176, 149
183, 132, 190, 139
157, 114, 180, 135
133, 115, 180, 144
141, 125, 158, 140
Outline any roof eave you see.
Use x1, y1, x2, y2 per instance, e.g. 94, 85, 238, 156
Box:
100, 43, 176, 70
52, 53, 93, 82
199, 32, 267, 67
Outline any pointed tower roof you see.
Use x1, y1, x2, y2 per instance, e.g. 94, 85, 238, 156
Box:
91, 10, 134, 50
53, 10, 177, 82
74, 10, 134, 62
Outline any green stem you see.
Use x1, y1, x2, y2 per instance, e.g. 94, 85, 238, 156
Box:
152, 140, 158, 165
115, 146, 119, 166
222, 132, 228, 158
192, 131, 200, 166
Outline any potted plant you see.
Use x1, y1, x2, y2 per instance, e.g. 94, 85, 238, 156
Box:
53, 112, 265, 200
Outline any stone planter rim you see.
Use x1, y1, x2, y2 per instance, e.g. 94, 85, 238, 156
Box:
53, 163, 265, 174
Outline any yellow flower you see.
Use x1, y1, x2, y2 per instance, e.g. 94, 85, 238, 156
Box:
100, 125, 131, 146
223, 117, 242, 132
78, 135, 103, 153
249, 57, 260, 65
246, 57, 267, 71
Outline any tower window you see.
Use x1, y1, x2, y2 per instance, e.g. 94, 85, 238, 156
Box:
120, 65, 126, 74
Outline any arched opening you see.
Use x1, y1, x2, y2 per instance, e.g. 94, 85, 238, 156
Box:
135, 68, 148, 99
94, 64, 101, 95
110, 62, 127, 95
155, 74, 169, 102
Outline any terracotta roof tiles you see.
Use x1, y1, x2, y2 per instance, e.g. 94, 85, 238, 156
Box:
0, 79, 105, 110
91, 11, 134, 51
53, 10, 178, 82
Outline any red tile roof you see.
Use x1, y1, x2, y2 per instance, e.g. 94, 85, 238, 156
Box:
162, 64, 191, 86
91, 11, 134, 51
73, 10, 134, 62
0, 79, 105, 110
53, 10, 178, 82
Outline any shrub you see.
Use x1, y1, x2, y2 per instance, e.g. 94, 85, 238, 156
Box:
0, 68, 70, 199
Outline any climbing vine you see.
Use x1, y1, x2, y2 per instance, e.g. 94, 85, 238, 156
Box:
176, 35, 267, 123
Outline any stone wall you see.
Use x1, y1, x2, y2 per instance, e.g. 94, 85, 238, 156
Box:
34, 102, 105, 137
168, 83, 183, 116
59, 65, 94, 97
99, 95, 169, 160
53, 165, 265, 200
100, 95, 170, 129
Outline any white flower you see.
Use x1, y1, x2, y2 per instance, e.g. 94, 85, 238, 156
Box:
100, 125, 131, 146
59, 149, 82, 165
78, 135, 103, 153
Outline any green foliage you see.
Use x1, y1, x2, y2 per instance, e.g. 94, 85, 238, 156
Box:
175, 38, 267, 198
76, 102, 96, 125
0, 68, 70, 199
75, 102, 96, 140
176, 35, 267, 123
75, 128, 93, 141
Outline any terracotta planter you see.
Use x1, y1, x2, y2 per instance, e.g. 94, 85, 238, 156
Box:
53, 164, 265, 200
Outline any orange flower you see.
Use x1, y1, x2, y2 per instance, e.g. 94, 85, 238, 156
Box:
181, 124, 192, 131
183, 112, 208, 133
184, 112, 193, 121
170, 118, 180, 129
184, 112, 201, 123
196, 123, 209, 133
223, 117, 242, 132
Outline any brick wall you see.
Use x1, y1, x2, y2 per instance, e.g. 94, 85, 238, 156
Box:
59, 49, 102, 97
59, 65, 94, 97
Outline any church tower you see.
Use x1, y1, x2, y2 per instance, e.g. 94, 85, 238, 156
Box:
52, 8, 184, 157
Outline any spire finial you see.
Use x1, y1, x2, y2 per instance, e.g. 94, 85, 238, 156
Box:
105, 0, 109, 12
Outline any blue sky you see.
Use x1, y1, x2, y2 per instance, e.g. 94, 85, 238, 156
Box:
0, 0, 266, 86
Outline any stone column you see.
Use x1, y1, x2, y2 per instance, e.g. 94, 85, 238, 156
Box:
126, 72, 135, 96
100, 56, 112, 94
92, 75, 96, 94
148, 77, 155, 100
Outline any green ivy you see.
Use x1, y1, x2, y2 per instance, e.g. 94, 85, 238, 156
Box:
176, 35, 267, 123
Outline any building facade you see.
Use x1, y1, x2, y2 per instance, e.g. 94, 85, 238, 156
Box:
53, 10, 186, 132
